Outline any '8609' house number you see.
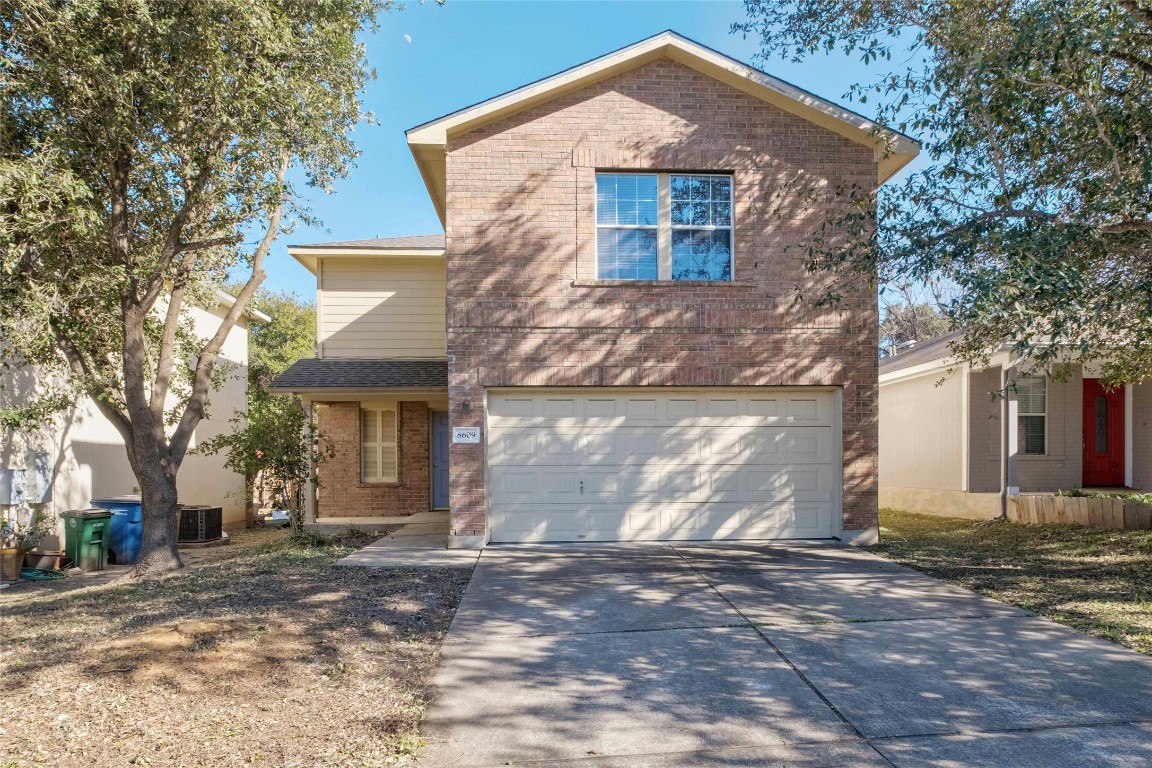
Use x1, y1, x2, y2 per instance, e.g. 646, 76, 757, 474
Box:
452, 427, 481, 444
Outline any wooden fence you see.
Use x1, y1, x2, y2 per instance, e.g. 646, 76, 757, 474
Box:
1009, 495, 1152, 531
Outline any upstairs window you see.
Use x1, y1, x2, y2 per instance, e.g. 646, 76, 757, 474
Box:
596, 172, 733, 281
1016, 375, 1046, 455
361, 406, 398, 483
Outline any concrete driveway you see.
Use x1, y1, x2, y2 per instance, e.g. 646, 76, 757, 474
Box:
418, 541, 1152, 767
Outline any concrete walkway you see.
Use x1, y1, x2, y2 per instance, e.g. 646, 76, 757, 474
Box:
418, 541, 1152, 767
332, 511, 479, 568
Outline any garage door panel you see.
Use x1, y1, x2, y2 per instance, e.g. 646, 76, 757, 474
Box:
488, 389, 838, 542
491, 427, 829, 467
491, 502, 835, 543
488, 392, 835, 428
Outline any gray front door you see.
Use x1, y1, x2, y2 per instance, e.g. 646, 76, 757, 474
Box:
432, 411, 450, 509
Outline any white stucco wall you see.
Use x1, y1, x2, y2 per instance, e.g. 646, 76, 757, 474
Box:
1, 299, 253, 536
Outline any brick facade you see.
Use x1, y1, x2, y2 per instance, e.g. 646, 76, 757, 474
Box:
445, 58, 880, 541
316, 401, 431, 517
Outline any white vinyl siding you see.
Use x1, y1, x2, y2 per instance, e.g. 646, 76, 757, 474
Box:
361, 407, 398, 483
1017, 375, 1047, 456
487, 388, 838, 542
319, 257, 446, 358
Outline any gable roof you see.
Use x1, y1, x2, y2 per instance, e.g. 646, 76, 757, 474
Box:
291, 234, 445, 251
286, 234, 446, 275
878, 331, 962, 376
407, 30, 920, 224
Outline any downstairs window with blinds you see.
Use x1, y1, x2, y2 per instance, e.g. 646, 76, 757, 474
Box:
1016, 375, 1047, 455
361, 406, 398, 483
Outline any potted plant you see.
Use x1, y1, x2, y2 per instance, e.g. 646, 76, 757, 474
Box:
1, 514, 39, 581
21, 506, 64, 570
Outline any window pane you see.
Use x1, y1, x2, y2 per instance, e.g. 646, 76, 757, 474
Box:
596, 173, 657, 226
1019, 415, 1046, 455
595, 175, 617, 225
711, 176, 732, 202
671, 230, 732, 281
598, 229, 658, 279
671, 175, 733, 227
361, 444, 379, 480
1016, 376, 1046, 415
361, 409, 378, 443
1096, 395, 1108, 455
711, 201, 732, 226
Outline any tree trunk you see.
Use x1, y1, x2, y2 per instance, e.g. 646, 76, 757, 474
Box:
132, 460, 184, 576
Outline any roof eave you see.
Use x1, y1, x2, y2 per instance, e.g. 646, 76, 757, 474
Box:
406, 30, 921, 205
287, 246, 446, 275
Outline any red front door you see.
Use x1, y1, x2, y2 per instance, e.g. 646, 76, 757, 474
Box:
1082, 379, 1125, 487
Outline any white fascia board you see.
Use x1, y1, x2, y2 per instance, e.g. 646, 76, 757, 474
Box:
214, 288, 272, 324
287, 247, 447, 276
879, 359, 960, 385
406, 31, 920, 214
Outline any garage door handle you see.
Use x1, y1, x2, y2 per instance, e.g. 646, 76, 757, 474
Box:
579, 480, 584, 494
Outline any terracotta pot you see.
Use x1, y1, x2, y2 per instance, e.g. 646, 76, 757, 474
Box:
1, 548, 26, 582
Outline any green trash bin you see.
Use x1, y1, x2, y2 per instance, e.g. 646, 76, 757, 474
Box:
61, 509, 112, 571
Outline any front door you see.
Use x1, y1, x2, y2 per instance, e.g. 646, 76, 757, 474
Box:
431, 411, 450, 509
1083, 379, 1125, 487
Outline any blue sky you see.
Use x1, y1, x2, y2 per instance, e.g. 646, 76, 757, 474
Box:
263, 0, 916, 298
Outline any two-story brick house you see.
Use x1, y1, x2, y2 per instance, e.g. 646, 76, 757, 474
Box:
273, 32, 918, 548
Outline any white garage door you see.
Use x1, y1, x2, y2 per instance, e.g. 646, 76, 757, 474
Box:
487, 389, 839, 543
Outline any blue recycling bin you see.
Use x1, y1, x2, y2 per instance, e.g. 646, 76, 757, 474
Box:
90, 495, 143, 565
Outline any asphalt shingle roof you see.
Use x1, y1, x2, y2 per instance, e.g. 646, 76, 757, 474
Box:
271, 358, 448, 390
290, 234, 445, 250
878, 331, 962, 375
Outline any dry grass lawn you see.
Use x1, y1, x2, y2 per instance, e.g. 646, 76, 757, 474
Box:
871, 509, 1152, 655
0, 530, 470, 767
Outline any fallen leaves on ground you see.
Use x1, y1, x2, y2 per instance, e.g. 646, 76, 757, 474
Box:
870, 509, 1152, 655
0, 529, 470, 767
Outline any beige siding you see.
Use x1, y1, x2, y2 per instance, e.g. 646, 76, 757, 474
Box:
968, 367, 1002, 493
879, 369, 965, 491
1015, 367, 1082, 492
879, 487, 1000, 520
319, 257, 446, 358
1134, 382, 1152, 490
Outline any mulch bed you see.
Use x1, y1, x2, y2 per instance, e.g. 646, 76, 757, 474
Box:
0, 529, 471, 767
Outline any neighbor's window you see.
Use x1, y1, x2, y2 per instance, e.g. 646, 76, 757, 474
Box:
1016, 375, 1046, 455
596, 172, 733, 281
361, 406, 398, 483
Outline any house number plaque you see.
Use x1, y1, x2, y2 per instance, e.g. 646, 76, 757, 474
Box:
452, 427, 481, 444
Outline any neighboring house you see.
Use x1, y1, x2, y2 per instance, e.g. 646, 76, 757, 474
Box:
0, 290, 270, 535
272, 31, 919, 547
879, 332, 1152, 520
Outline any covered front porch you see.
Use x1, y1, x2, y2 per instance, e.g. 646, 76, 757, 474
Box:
270, 358, 450, 529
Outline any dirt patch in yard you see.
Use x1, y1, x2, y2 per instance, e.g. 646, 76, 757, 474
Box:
871, 509, 1152, 655
0, 529, 471, 767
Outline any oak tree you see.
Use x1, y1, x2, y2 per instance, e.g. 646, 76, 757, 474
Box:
1, 0, 386, 575
739, 0, 1152, 382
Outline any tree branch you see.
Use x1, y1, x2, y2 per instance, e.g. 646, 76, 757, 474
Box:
168, 151, 288, 466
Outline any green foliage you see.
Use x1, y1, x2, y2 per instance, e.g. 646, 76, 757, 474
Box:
238, 287, 318, 389
199, 288, 319, 532
739, 0, 1152, 383
880, 301, 952, 356
197, 395, 334, 533
1057, 488, 1152, 504
0, 0, 386, 570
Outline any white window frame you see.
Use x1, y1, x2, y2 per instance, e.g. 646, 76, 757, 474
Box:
361, 405, 398, 483
1016, 375, 1047, 456
595, 171, 734, 281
